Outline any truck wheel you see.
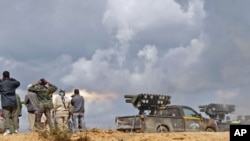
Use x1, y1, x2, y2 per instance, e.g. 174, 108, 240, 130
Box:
206, 128, 215, 132
157, 126, 169, 133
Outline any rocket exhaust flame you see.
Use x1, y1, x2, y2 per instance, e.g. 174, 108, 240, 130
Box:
64, 89, 118, 101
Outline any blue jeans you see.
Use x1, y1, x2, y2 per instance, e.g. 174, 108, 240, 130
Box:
72, 113, 86, 132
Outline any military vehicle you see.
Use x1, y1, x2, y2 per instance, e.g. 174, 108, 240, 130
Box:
199, 103, 235, 131
115, 94, 218, 133
231, 115, 250, 125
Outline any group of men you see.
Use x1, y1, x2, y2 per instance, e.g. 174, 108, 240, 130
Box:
0, 70, 86, 136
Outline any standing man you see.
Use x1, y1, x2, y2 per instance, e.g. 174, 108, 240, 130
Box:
53, 89, 71, 131
0, 71, 20, 136
71, 89, 87, 132
28, 78, 57, 131
23, 84, 39, 132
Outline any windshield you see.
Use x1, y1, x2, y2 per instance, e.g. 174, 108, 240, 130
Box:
183, 107, 199, 117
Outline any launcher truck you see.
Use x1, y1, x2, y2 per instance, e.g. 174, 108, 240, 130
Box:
199, 103, 235, 131
115, 94, 218, 133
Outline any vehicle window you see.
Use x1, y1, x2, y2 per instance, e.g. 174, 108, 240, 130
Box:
158, 109, 181, 117
183, 108, 198, 117
161, 110, 168, 115
170, 109, 180, 117
155, 110, 163, 115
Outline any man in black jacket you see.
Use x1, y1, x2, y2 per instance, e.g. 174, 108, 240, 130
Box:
0, 71, 20, 136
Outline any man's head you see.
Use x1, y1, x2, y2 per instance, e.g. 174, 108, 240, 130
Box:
59, 89, 65, 96
74, 89, 80, 94
3, 71, 10, 79
39, 78, 47, 85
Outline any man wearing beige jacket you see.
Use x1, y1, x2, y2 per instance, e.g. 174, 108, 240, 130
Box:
53, 89, 71, 131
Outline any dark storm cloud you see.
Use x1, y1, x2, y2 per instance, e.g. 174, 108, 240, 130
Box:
0, 0, 109, 60
201, 0, 250, 87
196, 0, 250, 115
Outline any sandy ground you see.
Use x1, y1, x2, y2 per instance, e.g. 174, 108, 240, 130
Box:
0, 130, 229, 141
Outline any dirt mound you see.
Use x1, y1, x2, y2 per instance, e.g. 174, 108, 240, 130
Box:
0, 130, 229, 141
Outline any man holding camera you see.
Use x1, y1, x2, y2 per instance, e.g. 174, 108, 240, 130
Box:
28, 78, 57, 131
0, 71, 20, 136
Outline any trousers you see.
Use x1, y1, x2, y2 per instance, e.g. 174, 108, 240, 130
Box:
72, 113, 87, 132
3, 107, 19, 130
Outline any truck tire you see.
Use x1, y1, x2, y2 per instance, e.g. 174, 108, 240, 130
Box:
206, 127, 215, 132
157, 125, 169, 133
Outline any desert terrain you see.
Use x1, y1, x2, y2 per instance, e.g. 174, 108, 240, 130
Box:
0, 129, 229, 141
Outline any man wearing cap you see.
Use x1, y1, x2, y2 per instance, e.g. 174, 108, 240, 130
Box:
23, 84, 39, 132
28, 78, 57, 131
0, 71, 20, 136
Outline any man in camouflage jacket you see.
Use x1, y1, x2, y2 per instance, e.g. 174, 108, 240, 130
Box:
28, 78, 57, 131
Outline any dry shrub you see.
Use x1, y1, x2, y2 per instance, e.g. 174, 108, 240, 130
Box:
37, 128, 72, 141
74, 132, 91, 141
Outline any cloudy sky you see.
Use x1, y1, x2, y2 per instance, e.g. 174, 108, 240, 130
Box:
1, 0, 250, 132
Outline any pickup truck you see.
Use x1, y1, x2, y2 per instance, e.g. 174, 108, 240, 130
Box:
115, 94, 219, 133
